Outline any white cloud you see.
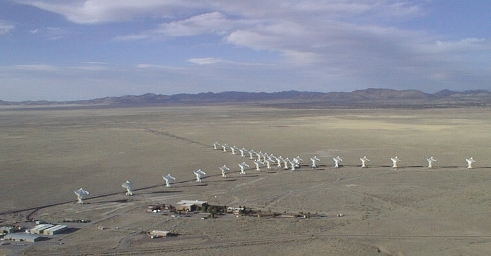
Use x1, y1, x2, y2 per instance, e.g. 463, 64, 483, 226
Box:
29, 27, 74, 40
433, 38, 489, 52
0, 21, 14, 35
10, 64, 58, 71
82, 61, 109, 65
187, 58, 222, 65
136, 64, 183, 70
16, 0, 197, 24
7, 0, 491, 99
115, 11, 250, 41
158, 12, 231, 37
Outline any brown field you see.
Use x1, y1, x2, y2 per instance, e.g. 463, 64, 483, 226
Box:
1, 105, 491, 255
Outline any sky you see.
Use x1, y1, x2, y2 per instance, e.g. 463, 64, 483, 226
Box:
0, 0, 490, 101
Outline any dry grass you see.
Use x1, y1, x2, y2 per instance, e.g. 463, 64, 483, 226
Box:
1, 105, 491, 255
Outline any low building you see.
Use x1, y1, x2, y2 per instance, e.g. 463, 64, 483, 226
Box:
198, 213, 211, 219
0, 226, 15, 234
150, 230, 171, 237
4, 233, 41, 242
175, 200, 208, 212
30, 224, 54, 235
149, 230, 177, 238
43, 225, 67, 235
227, 207, 245, 214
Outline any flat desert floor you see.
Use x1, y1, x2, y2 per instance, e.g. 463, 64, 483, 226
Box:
1, 105, 491, 255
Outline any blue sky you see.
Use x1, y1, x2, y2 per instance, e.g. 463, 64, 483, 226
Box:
1, 0, 490, 101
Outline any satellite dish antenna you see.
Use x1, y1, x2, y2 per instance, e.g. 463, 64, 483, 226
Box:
281, 157, 290, 169
256, 151, 264, 161
288, 159, 296, 171
74, 188, 89, 204
310, 156, 320, 168
275, 156, 283, 168
239, 148, 247, 157
221, 144, 228, 152
122, 181, 134, 196
163, 174, 176, 187
293, 156, 303, 168
466, 157, 475, 169
238, 162, 249, 174
333, 156, 343, 168
230, 146, 239, 155
213, 142, 221, 150
269, 154, 280, 168
193, 169, 206, 182
248, 150, 256, 160
219, 165, 230, 177
391, 156, 400, 168
254, 160, 264, 171
426, 157, 436, 169
360, 156, 370, 168
264, 159, 273, 169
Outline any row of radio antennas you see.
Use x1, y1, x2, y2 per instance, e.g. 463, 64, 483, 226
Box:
74, 142, 478, 204
73, 142, 479, 204
330, 156, 474, 169
74, 155, 476, 204
215, 142, 310, 172
217, 142, 478, 170
214, 142, 302, 166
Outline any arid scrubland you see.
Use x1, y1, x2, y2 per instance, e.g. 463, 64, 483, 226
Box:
1, 105, 491, 255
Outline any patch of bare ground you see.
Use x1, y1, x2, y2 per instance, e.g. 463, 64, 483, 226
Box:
3, 106, 491, 255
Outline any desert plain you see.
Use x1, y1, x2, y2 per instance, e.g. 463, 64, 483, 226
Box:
1, 104, 491, 255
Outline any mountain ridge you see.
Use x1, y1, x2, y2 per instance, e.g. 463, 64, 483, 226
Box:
3, 88, 491, 108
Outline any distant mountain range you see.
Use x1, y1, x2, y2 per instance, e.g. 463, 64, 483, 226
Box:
3, 88, 491, 108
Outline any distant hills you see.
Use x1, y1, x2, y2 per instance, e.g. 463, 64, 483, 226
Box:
3, 88, 491, 108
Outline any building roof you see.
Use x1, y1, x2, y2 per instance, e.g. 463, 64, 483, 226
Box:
4, 233, 40, 242
44, 225, 67, 232
177, 200, 207, 206
31, 224, 54, 231
150, 230, 171, 235
0, 226, 14, 232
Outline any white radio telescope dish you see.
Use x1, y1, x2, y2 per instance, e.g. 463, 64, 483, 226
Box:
194, 169, 206, 182
74, 188, 89, 204
293, 156, 303, 168
466, 157, 475, 169
221, 144, 228, 152
122, 181, 134, 196
275, 156, 283, 168
163, 174, 176, 187
230, 146, 239, 155
239, 148, 247, 157
254, 160, 264, 171
213, 142, 221, 150
333, 156, 342, 168
238, 162, 249, 174
288, 159, 297, 171
391, 156, 400, 168
256, 151, 264, 161
281, 157, 290, 170
426, 157, 436, 169
360, 156, 370, 168
248, 150, 256, 160
219, 165, 231, 177
310, 156, 320, 168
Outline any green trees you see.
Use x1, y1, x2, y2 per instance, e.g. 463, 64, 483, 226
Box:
206, 206, 217, 218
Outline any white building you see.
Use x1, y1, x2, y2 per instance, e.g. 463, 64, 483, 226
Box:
30, 224, 54, 235
43, 225, 67, 235
4, 233, 41, 242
